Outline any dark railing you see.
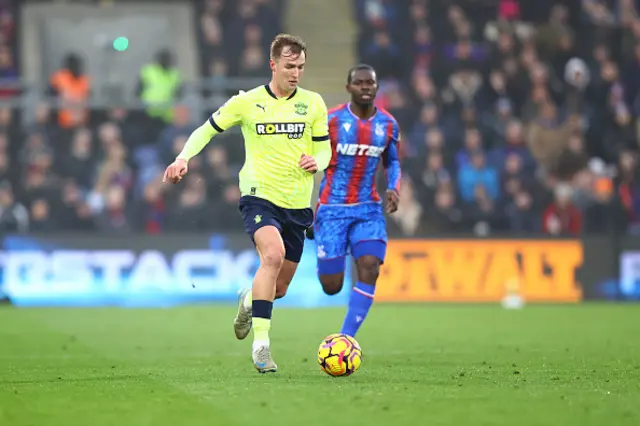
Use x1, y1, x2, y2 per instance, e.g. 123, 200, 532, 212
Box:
0, 77, 270, 124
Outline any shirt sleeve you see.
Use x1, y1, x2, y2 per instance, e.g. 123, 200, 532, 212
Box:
311, 94, 329, 143
382, 122, 401, 194
208, 91, 245, 132
311, 94, 331, 170
176, 92, 244, 161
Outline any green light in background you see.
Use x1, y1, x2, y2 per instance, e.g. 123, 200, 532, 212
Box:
113, 37, 129, 52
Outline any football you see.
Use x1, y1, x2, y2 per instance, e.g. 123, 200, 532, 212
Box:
317, 333, 362, 376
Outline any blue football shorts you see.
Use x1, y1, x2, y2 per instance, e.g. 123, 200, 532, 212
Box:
313, 202, 387, 275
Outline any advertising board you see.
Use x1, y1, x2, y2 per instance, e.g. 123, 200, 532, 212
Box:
376, 240, 584, 302
0, 233, 630, 306
0, 234, 351, 308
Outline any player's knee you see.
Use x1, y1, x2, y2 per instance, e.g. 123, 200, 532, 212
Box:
262, 246, 285, 270
320, 274, 344, 295
357, 256, 381, 284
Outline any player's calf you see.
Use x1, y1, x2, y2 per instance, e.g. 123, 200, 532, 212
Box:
341, 252, 384, 338
319, 273, 345, 295
356, 255, 381, 285
317, 256, 347, 295
274, 259, 299, 299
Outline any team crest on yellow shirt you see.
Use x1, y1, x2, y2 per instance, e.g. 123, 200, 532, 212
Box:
294, 102, 308, 115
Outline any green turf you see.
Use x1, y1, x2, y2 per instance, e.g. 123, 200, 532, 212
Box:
0, 304, 639, 426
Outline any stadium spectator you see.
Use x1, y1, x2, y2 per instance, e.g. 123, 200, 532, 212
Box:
410, 150, 451, 209
27, 103, 57, 144
464, 182, 503, 236
29, 198, 56, 232
504, 180, 539, 233
457, 151, 499, 202
49, 53, 90, 130
426, 182, 464, 233
455, 127, 484, 169
137, 48, 182, 145
157, 104, 196, 163
56, 179, 94, 231
93, 184, 133, 233
0, 180, 28, 232
542, 184, 582, 236
488, 119, 535, 172
136, 179, 166, 234
0, 43, 18, 98
0, 1, 18, 99
617, 150, 640, 233
165, 172, 209, 231
388, 177, 423, 236
362, 30, 405, 80
58, 127, 94, 188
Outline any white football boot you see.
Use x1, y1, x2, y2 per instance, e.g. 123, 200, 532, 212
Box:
252, 344, 278, 373
233, 288, 252, 340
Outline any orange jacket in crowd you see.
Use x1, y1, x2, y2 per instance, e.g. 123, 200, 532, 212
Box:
50, 69, 90, 129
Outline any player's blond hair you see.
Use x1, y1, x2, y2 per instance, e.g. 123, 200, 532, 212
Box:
270, 34, 307, 60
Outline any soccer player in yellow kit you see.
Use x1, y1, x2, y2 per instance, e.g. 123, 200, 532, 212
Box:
163, 34, 331, 373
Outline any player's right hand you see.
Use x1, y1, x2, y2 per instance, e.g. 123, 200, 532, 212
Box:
299, 154, 318, 174
385, 190, 399, 214
163, 158, 188, 184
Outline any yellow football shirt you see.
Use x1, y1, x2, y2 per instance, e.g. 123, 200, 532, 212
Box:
197, 85, 330, 209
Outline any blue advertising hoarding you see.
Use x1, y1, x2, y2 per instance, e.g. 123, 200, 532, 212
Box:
0, 234, 351, 308
620, 251, 640, 300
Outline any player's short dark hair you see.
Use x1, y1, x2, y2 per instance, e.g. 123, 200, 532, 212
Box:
270, 34, 307, 60
347, 64, 376, 84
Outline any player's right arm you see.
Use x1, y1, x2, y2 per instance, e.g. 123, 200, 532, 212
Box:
164, 92, 244, 183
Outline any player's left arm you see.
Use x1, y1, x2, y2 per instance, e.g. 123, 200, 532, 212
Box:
382, 121, 401, 213
309, 94, 331, 172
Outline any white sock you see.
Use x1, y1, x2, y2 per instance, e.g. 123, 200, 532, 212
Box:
252, 340, 270, 352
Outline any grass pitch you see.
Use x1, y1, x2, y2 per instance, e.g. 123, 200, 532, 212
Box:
0, 304, 639, 426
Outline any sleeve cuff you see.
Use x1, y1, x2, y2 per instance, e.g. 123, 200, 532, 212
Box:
208, 116, 225, 133
312, 135, 329, 142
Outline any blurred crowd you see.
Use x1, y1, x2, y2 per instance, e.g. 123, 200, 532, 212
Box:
0, 0, 282, 234
196, 0, 284, 81
0, 0, 18, 97
358, 0, 640, 236
1, 0, 639, 237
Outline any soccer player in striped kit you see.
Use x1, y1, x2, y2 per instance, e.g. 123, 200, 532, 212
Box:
312, 64, 401, 338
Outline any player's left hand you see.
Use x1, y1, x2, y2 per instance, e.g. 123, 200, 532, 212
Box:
299, 154, 318, 174
385, 190, 399, 214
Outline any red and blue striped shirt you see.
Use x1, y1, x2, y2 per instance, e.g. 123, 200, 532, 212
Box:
318, 103, 401, 205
